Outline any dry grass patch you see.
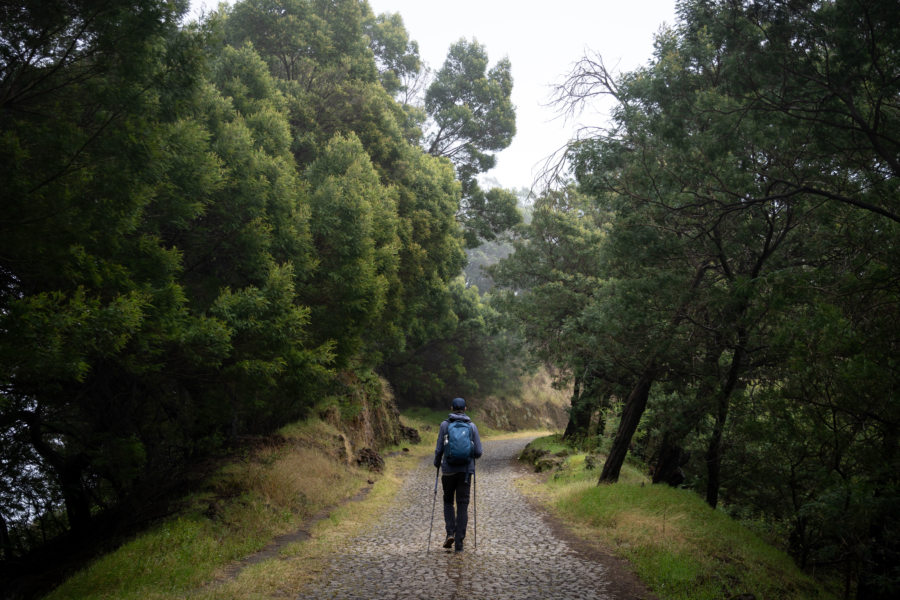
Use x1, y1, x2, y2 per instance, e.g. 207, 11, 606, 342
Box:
487, 428, 554, 441
243, 446, 357, 516
193, 444, 425, 600
190, 410, 439, 600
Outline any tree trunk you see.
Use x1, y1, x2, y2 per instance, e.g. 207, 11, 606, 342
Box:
652, 433, 686, 486
704, 405, 726, 508
599, 263, 708, 485
653, 345, 722, 485
704, 339, 745, 508
857, 424, 899, 600
563, 374, 589, 441
0, 512, 12, 560
25, 413, 93, 538
58, 465, 92, 538
599, 369, 655, 483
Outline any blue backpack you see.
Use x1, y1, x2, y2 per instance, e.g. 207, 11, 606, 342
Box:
444, 420, 474, 465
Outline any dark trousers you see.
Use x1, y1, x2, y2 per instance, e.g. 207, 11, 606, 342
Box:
442, 472, 471, 539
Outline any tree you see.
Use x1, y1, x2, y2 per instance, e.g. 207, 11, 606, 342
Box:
301, 133, 397, 367
225, 0, 374, 85
0, 0, 213, 537
423, 39, 520, 246
424, 39, 514, 187
718, 0, 900, 224
377, 144, 469, 404
538, 0, 899, 594
364, 11, 421, 102
0, 1, 334, 546
491, 185, 612, 441
182, 40, 332, 435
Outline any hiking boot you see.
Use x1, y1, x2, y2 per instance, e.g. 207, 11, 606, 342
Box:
454, 538, 464, 553
442, 535, 454, 549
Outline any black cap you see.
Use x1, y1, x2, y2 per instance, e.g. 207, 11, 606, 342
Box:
451, 397, 466, 410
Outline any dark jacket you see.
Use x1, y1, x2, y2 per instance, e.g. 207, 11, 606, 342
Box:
434, 412, 483, 474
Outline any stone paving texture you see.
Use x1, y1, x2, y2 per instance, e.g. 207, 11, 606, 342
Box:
302, 437, 612, 599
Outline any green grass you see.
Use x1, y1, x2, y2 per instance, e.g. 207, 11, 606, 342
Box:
40, 407, 503, 600
41, 406, 540, 600
520, 436, 838, 600
43, 418, 371, 600
44, 516, 256, 600
398, 406, 447, 429
524, 432, 570, 455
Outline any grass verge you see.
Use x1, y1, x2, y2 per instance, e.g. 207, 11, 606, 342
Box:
43, 413, 438, 600
42, 408, 539, 600
517, 434, 838, 600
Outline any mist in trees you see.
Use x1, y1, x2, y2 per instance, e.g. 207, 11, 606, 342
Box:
492, 0, 898, 597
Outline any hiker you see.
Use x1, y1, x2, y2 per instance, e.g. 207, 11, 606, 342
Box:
433, 397, 483, 552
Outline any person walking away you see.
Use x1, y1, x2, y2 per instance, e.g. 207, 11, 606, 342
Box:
434, 397, 483, 553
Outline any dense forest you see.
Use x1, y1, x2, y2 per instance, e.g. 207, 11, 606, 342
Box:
1, 1, 897, 599
492, 0, 898, 597
0, 0, 523, 568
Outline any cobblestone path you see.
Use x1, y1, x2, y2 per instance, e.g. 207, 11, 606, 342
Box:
303, 437, 614, 599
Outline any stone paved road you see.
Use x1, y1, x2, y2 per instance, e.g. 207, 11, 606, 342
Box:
302, 437, 613, 599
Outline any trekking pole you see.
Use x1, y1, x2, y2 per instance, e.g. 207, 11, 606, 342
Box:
473, 469, 477, 551
427, 466, 439, 553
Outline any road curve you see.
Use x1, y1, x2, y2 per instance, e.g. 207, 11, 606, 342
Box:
302, 437, 615, 599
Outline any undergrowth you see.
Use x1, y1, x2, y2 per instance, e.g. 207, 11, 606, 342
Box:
518, 434, 838, 600
42, 414, 438, 600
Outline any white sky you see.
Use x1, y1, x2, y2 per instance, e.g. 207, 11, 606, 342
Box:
190, 1, 677, 191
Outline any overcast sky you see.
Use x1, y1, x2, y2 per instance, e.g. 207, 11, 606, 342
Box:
367, 1, 676, 191
190, 1, 677, 191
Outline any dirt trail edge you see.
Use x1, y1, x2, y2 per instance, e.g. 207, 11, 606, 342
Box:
301, 437, 656, 600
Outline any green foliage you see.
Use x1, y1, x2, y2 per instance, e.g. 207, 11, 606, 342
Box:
422, 38, 519, 245
302, 133, 395, 367
365, 11, 421, 99
0, 0, 221, 541
491, 185, 607, 365
425, 39, 515, 186
491, 0, 899, 594
530, 445, 837, 600
225, 0, 375, 84
1, 0, 523, 575
460, 186, 522, 248
491, 184, 616, 440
